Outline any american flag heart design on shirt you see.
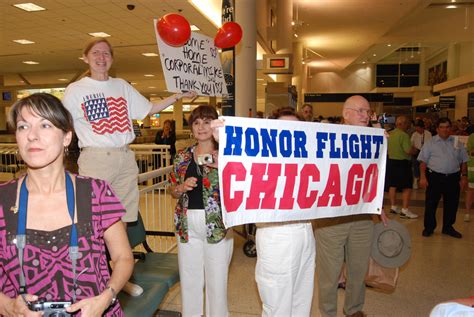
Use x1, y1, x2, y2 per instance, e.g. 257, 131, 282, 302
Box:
81, 94, 131, 135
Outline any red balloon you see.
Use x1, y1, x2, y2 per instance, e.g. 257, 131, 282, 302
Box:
214, 22, 243, 49
157, 13, 191, 47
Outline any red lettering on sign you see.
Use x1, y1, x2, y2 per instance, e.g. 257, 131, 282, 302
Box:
297, 164, 320, 208
222, 162, 246, 212
345, 164, 364, 205
246, 163, 281, 209
317, 164, 343, 207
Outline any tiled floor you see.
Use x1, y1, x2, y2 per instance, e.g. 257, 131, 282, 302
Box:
158, 188, 473, 316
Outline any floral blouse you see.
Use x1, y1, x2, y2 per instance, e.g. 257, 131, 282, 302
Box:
169, 145, 227, 243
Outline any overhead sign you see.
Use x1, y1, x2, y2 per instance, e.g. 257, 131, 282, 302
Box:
154, 23, 228, 97
439, 96, 456, 108
262, 54, 293, 74
218, 116, 387, 228
305, 93, 393, 103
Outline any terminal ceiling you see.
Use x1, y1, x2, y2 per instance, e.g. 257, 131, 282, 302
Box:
0, 0, 473, 96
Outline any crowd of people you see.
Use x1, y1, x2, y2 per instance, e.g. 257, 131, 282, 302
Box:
0, 37, 471, 317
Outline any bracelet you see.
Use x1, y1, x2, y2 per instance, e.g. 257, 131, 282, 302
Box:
105, 286, 117, 305
173, 186, 182, 196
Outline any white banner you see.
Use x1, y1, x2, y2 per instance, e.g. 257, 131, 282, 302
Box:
154, 21, 228, 97
218, 117, 387, 228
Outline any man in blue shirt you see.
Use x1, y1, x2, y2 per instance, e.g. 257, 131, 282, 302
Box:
418, 117, 468, 238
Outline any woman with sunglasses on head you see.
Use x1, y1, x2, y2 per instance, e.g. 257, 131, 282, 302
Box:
0, 93, 133, 317
169, 105, 233, 317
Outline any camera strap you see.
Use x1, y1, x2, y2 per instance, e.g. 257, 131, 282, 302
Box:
16, 172, 78, 302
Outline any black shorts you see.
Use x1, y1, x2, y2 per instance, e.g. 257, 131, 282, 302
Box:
386, 159, 413, 190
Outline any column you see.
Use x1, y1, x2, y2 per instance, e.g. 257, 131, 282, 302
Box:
418, 48, 426, 86
173, 99, 184, 131
276, 0, 293, 85
235, 0, 257, 117
292, 41, 304, 109
447, 43, 460, 80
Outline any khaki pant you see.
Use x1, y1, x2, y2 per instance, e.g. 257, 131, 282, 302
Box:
78, 146, 139, 222
315, 219, 374, 317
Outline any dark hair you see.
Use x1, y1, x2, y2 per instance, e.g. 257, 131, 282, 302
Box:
83, 38, 114, 57
8, 93, 74, 133
436, 117, 451, 128
272, 107, 302, 121
188, 105, 218, 126
415, 119, 425, 128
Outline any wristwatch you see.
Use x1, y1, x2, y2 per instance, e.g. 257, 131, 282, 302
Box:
106, 286, 117, 305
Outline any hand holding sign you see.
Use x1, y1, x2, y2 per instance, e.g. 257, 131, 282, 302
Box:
157, 13, 191, 46
214, 22, 243, 49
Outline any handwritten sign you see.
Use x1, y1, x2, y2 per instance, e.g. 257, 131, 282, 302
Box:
154, 21, 228, 97
218, 117, 387, 228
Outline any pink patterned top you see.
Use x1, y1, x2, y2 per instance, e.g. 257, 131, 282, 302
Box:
0, 175, 125, 316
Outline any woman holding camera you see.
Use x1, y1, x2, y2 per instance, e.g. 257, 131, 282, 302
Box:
170, 105, 233, 317
0, 93, 133, 317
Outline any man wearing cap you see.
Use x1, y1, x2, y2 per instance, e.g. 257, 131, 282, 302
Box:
315, 95, 387, 317
418, 117, 468, 238
411, 119, 432, 189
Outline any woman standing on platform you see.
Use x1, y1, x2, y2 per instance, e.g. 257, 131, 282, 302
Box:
170, 105, 233, 317
0, 93, 133, 316
62, 38, 195, 295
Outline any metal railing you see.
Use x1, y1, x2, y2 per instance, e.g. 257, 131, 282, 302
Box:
0, 144, 26, 177
0, 143, 177, 253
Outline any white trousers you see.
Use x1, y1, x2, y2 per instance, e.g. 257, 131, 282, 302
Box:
255, 222, 316, 317
177, 209, 234, 317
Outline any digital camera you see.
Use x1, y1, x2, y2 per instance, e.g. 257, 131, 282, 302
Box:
29, 299, 72, 317
197, 154, 213, 165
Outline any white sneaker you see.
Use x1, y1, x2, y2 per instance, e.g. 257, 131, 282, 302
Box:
390, 207, 400, 214
464, 213, 471, 222
413, 179, 419, 189
122, 281, 144, 297
400, 210, 419, 219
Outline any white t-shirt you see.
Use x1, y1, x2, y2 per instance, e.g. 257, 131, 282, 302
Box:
63, 77, 152, 148
411, 130, 432, 150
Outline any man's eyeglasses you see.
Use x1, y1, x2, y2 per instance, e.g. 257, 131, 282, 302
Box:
346, 108, 374, 117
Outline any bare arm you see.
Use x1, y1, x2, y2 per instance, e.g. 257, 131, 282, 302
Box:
149, 91, 197, 115
419, 161, 428, 188
66, 221, 134, 316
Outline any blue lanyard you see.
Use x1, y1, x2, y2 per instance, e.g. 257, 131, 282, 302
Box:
16, 172, 79, 300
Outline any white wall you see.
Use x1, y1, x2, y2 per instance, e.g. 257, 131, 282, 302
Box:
459, 42, 474, 77
307, 64, 374, 93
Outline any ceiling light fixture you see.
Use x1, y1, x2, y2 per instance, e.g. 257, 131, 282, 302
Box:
294, 33, 298, 38
446, 5, 457, 9
58, 78, 68, 81
190, 25, 200, 31
88, 32, 111, 37
372, 53, 377, 57
148, 86, 156, 89
142, 53, 158, 57
13, 39, 35, 44
387, 44, 391, 47
22, 61, 39, 64
131, 82, 137, 85
13, 3, 45, 11
144, 74, 155, 77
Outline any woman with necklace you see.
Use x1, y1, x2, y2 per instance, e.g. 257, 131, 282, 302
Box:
170, 105, 233, 317
0, 93, 133, 316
